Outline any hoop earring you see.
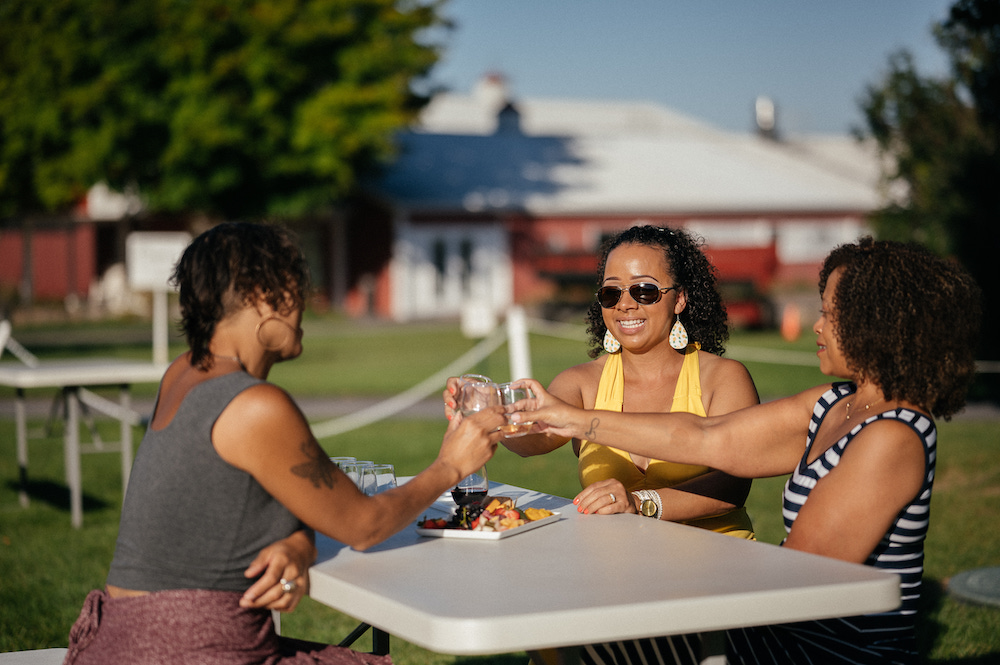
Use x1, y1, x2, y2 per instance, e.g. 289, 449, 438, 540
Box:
669, 318, 688, 350
256, 316, 296, 351
603, 329, 621, 354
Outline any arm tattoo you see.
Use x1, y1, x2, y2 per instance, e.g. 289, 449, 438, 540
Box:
291, 441, 336, 489
584, 417, 600, 440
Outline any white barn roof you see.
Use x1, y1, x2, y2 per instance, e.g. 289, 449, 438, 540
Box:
374, 78, 883, 216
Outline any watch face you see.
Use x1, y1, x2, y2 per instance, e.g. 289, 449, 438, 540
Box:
641, 499, 657, 517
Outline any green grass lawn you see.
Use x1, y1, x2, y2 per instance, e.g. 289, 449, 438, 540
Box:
1, 315, 998, 661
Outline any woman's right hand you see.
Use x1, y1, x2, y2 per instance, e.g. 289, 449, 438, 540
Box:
436, 404, 505, 480
509, 379, 587, 440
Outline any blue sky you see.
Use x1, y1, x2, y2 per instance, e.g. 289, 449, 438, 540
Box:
426, 0, 956, 136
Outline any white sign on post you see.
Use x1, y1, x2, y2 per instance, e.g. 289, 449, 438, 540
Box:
126, 232, 191, 365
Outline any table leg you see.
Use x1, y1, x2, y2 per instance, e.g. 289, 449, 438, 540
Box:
699, 631, 726, 664
15, 388, 28, 508
119, 385, 133, 498
372, 628, 390, 656
339, 623, 390, 656
65, 388, 83, 529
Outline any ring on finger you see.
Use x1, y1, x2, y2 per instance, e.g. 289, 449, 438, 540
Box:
609, 493, 616, 503
280, 578, 298, 594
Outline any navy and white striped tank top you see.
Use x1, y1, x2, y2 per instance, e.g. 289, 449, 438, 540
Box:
728, 382, 936, 665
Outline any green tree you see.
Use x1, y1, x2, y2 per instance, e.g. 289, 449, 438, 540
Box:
858, 0, 999, 398
0, 0, 445, 219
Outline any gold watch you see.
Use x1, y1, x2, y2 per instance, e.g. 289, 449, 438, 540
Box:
640, 498, 657, 518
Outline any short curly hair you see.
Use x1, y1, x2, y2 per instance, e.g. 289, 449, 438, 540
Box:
585, 225, 729, 358
819, 237, 981, 419
171, 222, 311, 370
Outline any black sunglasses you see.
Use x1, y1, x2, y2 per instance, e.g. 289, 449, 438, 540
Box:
596, 283, 678, 308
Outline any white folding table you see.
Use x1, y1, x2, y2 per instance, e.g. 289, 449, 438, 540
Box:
309, 482, 900, 661
0, 359, 167, 527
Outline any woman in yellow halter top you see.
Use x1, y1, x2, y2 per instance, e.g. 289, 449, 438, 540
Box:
484, 224, 759, 538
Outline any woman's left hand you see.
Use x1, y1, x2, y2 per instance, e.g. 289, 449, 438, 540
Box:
240, 529, 316, 612
574, 479, 634, 515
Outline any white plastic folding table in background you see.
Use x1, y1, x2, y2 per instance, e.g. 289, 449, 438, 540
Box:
0, 359, 166, 528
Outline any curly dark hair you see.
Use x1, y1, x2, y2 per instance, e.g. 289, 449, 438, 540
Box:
171, 222, 311, 370
585, 225, 729, 358
819, 237, 981, 419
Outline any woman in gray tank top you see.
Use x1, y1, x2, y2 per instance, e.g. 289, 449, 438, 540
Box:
65, 222, 505, 664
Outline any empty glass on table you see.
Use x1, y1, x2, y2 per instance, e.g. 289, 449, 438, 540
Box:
329, 456, 357, 470
362, 464, 398, 495
341, 460, 374, 488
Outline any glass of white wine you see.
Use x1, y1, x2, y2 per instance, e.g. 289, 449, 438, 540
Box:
497, 382, 534, 437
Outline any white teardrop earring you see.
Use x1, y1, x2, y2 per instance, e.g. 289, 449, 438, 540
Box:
603, 329, 621, 354
669, 318, 688, 350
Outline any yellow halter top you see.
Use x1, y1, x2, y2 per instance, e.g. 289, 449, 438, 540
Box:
577, 343, 754, 538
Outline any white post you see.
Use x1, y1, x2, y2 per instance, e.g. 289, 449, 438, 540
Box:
506, 306, 532, 380
152, 289, 169, 365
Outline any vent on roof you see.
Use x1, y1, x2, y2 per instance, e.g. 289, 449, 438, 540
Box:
755, 96, 778, 140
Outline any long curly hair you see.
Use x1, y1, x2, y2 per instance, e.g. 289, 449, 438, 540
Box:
819, 237, 981, 419
585, 225, 729, 358
171, 222, 311, 370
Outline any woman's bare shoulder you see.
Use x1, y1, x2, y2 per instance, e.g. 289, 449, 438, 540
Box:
213, 381, 309, 470
700, 352, 755, 386
549, 356, 606, 407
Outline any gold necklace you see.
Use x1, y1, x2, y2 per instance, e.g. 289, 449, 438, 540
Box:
211, 353, 246, 371
845, 396, 882, 421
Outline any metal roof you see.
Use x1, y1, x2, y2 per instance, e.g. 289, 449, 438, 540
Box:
372, 83, 883, 215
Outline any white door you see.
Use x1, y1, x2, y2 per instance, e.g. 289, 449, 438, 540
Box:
390, 221, 512, 322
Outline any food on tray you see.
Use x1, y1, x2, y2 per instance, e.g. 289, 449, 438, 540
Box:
418, 495, 554, 533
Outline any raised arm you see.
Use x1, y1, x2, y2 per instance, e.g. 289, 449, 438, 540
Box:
511, 378, 823, 479
216, 383, 505, 551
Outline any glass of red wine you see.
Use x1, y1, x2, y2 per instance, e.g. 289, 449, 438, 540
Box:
453, 376, 498, 504
452, 465, 489, 505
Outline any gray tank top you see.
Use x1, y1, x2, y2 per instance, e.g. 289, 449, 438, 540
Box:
107, 371, 304, 593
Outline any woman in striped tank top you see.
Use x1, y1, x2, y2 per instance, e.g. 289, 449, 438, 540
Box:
511, 238, 981, 664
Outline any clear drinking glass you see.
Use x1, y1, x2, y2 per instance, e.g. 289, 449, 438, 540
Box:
329, 456, 357, 469
497, 382, 535, 437
341, 460, 374, 488
365, 464, 397, 495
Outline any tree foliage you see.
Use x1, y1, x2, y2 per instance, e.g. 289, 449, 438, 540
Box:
858, 0, 999, 388
0, 0, 445, 219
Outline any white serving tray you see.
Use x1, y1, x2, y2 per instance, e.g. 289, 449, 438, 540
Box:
415, 512, 561, 540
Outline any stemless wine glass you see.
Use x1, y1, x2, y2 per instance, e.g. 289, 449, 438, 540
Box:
454, 377, 498, 504
497, 382, 535, 437
459, 379, 500, 416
